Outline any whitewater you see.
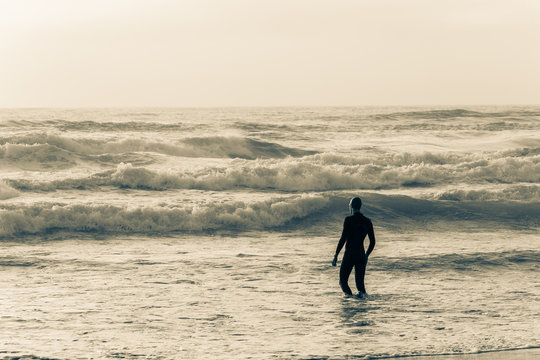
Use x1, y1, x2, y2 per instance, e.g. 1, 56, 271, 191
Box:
0, 107, 539, 359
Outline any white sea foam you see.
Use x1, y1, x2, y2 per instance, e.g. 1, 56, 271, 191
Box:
0, 194, 330, 236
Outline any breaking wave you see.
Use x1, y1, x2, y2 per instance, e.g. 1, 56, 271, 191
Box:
0, 194, 330, 236
1, 192, 538, 237
7, 151, 540, 194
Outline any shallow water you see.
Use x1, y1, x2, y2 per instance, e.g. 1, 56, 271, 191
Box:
1, 107, 539, 359
1, 231, 538, 359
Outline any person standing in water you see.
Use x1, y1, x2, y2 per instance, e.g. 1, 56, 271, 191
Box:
332, 197, 376, 297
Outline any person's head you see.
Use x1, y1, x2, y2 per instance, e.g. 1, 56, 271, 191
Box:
349, 197, 362, 214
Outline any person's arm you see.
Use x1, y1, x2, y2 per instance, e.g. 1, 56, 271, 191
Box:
332, 218, 348, 266
365, 220, 376, 258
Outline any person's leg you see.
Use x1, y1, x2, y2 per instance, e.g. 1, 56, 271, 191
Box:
354, 256, 367, 294
339, 253, 355, 295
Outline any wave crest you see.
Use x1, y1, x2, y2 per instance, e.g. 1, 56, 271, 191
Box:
1, 192, 538, 237
0, 194, 329, 236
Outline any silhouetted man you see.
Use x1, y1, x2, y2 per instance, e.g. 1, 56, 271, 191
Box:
332, 197, 376, 297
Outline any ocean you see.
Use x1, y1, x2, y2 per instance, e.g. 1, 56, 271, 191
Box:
0, 106, 539, 359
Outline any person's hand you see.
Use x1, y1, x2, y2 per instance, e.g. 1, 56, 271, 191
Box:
332, 255, 338, 267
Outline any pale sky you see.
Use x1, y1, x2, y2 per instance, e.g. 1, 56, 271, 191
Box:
1, 0, 539, 107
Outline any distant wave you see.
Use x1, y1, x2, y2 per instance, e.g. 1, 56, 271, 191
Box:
380, 108, 540, 120
234, 122, 293, 133
0, 119, 186, 132
101, 153, 538, 191
375, 108, 540, 131
1, 192, 538, 237
0, 134, 315, 164
382, 108, 493, 120
0, 142, 82, 169
7, 149, 539, 193
386, 121, 539, 132
181, 136, 316, 158
51, 119, 186, 132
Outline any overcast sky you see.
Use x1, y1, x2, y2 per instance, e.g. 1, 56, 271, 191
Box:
1, 0, 539, 107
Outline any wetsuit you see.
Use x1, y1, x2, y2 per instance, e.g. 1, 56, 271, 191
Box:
335, 212, 376, 295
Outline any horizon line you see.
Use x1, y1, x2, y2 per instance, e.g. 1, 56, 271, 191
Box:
1, 104, 539, 110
